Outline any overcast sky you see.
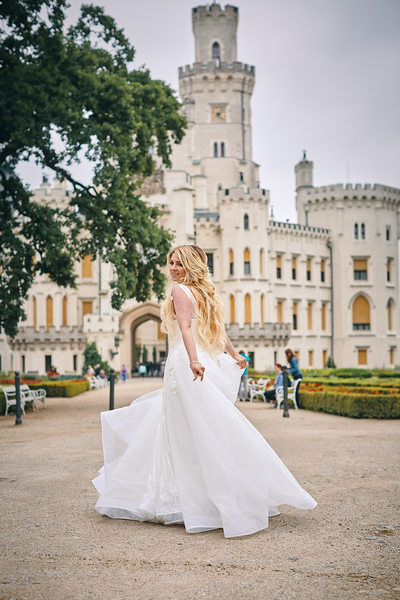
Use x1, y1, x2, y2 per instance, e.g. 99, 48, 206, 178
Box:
22, 0, 400, 222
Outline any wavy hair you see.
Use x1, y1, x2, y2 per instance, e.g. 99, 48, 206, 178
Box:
161, 245, 226, 355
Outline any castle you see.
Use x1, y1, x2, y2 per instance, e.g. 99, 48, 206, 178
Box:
1, 3, 399, 374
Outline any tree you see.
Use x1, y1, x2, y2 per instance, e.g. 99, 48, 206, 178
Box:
0, 0, 186, 337
82, 341, 110, 375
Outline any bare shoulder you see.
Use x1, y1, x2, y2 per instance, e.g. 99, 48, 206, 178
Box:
171, 285, 191, 303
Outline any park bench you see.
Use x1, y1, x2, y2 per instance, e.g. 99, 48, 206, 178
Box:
88, 377, 107, 390
1, 384, 47, 415
248, 378, 270, 402
275, 379, 301, 410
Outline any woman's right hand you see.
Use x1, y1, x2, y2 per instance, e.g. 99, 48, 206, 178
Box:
190, 362, 205, 381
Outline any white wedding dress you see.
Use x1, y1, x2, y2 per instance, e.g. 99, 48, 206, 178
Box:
93, 284, 317, 538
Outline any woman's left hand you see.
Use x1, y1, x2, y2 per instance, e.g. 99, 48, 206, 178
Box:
234, 354, 248, 369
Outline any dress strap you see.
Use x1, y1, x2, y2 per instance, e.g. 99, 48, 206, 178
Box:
175, 284, 194, 302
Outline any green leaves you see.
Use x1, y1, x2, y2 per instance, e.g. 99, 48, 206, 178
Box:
0, 0, 186, 337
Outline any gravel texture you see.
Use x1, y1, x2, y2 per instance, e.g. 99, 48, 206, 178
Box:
0, 379, 399, 600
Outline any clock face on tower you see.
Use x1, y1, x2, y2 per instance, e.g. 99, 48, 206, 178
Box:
211, 104, 227, 122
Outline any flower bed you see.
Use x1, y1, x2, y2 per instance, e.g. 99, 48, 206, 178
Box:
0, 379, 90, 414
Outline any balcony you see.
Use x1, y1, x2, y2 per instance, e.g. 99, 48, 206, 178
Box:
8, 326, 86, 350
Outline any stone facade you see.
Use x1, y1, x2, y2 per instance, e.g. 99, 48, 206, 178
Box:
0, 3, 399, 374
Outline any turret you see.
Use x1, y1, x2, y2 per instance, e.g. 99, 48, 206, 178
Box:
192, 4, 238, 64
295, 151, 314, 190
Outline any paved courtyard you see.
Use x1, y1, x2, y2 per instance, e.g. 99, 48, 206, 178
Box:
0, 379, 399, 600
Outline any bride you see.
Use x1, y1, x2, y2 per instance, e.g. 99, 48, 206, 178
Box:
93, 245, 317, 538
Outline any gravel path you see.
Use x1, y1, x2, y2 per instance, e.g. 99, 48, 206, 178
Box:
0, 379, 399, 600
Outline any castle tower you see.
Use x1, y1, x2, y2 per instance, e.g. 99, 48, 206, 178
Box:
178, 4, 259, 211
295, 151, 314, 190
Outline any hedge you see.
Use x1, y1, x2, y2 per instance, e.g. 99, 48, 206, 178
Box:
0, 379, 90, 415
298, 390, 400, 419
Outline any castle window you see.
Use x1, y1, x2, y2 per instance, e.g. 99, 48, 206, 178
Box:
244, 214, 249, 230
389, 347, 395, 365
307, 301, 313, 330
259, 248, 264, 276
352, 295, 370, 331
230, 294, 235, 323
292, 302, 298, 330
260, 294, 265, 326
386, 226, 391, 241
73, 355, 78, 372
308, 350, 313, 366
322, 349, 327, 366
320, 259, 325, 282
45, 355, 52, 372
46, 296, 53, 331
361, 223, 365, 239
82, 300, 93, 323
22, 355, 26, 373
306, 257, 311, 281
239, 172, 244, 182
321, 302, 327, 331
357, 348, 367, 365
354, 223, 359, 240
212, 41, 220, 66
292, 256, 297, 280
277, 301, 283, 323
276, 255, 282, 279
387, 299, 394, 330
206, 252, 214, 274
353, 258, 367, 280
229, 249, 234, 275
82, 254, 93, 278
220, 142, 225, 157
244, 293, 251, 324
244, 247, 251, 274
33, 296, 37, 330
386, 258, 391, 282
213, 142, 218, 158
62, 295, 67, 326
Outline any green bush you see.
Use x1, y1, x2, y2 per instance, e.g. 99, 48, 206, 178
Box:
298, 390, 400, 419
0, 380, 90, 414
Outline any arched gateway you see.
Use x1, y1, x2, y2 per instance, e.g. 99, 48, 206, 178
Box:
119, 302, 166, 372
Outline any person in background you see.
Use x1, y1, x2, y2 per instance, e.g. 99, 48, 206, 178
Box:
120, 364, 128, 383
138, 363, 147, 378
238, 349, 250, 402
264, 364, 283, 404
87, 365, 95, 379
285, 348, 302, 403
94, 364, 101, 378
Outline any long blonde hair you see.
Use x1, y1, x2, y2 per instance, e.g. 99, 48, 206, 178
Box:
161, 245, 226, 355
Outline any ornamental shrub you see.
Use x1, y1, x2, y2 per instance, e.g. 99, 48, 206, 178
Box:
298, 390, 400, 419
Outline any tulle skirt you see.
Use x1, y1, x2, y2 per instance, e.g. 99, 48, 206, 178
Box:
93, 324, 317, 538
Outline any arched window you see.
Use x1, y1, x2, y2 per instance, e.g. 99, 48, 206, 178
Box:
46, 296, 53, 331
244, 214, 249, 230
244, 248, 251, 274
230, 294, 235, 323
229, 249, 234, 276
62, 295, 67, 327
259, 248, 264, 276
212, 41, 220, 66
220, 142, 225, 157
213, 142, 218, 158
354, 223, 359, 240
82, 254, 93, 278
244, 293, 251, 324
361, 223, 365, 239
387, 299, 394, 330
33, 296, 37, 330
260, 294, 265, 326
352, 295, 370, 331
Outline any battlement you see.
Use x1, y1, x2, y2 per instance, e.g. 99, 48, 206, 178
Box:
194, 208, 220, 223
218, 186, 268, 203
179, 61, 254, 78
269, 220, 330, 236
303, 183, 400, 196
192, 4, 238, 20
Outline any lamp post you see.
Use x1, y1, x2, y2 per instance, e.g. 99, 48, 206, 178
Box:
15, 371, 22, 425
109, 334, 120, 360
282, 369, 290, 418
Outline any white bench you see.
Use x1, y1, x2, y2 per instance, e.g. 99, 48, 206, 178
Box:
275, 379, 301, 410
88, 377, 107, 390
1, 384, 47, 415
248, 378, 270, 402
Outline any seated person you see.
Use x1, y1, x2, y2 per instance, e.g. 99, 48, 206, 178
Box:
264, 364, 292, 403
